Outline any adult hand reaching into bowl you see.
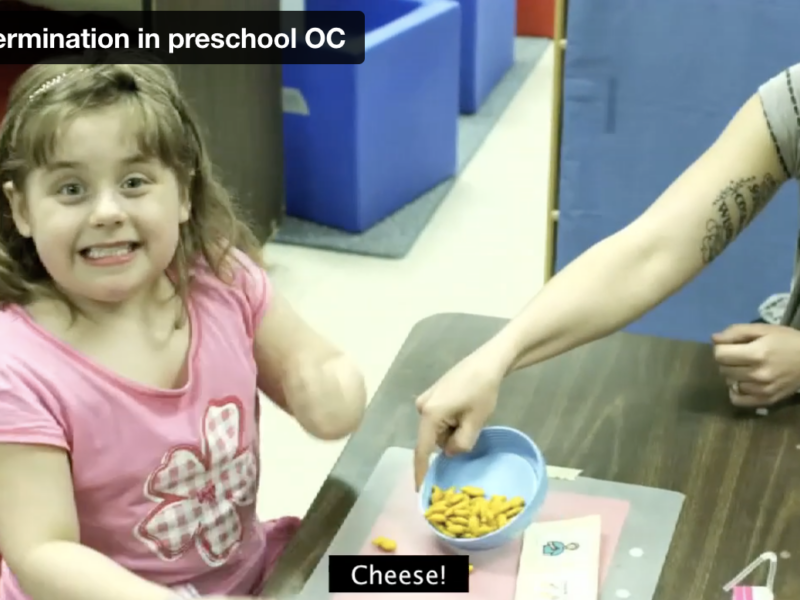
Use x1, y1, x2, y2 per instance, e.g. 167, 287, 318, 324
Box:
414, 342, 512, 490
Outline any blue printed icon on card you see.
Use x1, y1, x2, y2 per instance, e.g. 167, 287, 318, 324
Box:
543, 541, 580, 556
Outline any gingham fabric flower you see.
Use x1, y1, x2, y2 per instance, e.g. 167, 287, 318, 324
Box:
134, 398, 259, 566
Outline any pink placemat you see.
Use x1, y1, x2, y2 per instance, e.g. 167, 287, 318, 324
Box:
331, 469, 631, 599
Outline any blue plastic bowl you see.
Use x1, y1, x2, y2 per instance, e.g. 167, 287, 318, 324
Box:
418, 426, 548, 552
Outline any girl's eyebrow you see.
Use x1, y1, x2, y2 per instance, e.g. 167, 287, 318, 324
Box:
44, 160, 81, 172
121, 154, 151, 165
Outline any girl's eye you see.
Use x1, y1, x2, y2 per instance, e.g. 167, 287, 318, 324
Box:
122, 176, 148, 189
57, 182, 83, 196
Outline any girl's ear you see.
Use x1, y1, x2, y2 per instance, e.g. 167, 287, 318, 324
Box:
3, 182, 31, 238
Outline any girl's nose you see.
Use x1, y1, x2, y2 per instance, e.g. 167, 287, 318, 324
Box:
88, 190, 127, 226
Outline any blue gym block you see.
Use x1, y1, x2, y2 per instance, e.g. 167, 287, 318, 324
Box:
411, 0, 517, 114
281, 0, 460, 233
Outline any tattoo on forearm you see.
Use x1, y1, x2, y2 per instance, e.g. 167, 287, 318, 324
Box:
700, 173, 778, 264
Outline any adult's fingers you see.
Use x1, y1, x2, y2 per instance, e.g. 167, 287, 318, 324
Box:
415, 388, 431, 411
713, 342, 760, 367
444, 416, 481, 457
727, 382, 770, 407
729, 391, 768, 407
437, 430, 453, 453
717, 364, 763, 383
712, 323, 771, 345
414, 413, 439, 490
738, 381, 772, 398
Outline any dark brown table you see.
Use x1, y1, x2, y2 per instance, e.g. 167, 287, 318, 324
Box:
263, 313, 800, 599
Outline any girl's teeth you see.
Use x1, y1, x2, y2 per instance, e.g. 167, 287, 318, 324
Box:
86, 245, 133, 259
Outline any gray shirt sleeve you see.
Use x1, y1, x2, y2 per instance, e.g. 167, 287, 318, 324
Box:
758, 64, 800, 179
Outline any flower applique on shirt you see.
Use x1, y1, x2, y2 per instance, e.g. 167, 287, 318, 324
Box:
134, 397, 259, 567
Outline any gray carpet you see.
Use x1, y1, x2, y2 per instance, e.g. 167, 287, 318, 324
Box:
273, 37, 550, 258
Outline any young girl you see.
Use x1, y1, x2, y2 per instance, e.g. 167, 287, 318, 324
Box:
0, 61, 367, 600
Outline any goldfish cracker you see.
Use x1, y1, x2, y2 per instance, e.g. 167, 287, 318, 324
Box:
436, 524, 454, 537
431, 485, 444, 504
460, 486, 484, 497
445, 502, 469, 517
425, 502, 447, 517
489, 496, 505, 512
468, 515, 480, 535
479, 504, 492, 524
447, 493, 467, 506
372, 537, 397, 552
445, 523, 467, 535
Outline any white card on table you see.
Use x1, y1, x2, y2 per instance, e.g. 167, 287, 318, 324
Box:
514, 515, 602, 600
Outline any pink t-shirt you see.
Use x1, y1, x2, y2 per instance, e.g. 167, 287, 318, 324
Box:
0, 249, 290, 599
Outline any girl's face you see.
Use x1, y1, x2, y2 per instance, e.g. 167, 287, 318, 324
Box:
3, 105, 190, 306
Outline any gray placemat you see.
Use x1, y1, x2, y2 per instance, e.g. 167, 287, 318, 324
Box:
272, 36, 550, 259
297, 447, 684, 600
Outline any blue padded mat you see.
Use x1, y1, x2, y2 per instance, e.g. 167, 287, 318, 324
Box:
558, 0, 800, 342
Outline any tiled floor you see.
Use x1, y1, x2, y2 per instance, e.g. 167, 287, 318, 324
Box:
256, 43, 555, 520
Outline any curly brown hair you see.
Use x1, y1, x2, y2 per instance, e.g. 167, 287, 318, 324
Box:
0, 60, 264, 322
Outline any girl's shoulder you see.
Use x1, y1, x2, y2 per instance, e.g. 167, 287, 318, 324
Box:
0, 306, 73, 427
0, 306, 50, 364
190, 245, 267, 289
189, 246, 272, 341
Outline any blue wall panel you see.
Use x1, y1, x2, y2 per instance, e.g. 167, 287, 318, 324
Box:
557, 0, 800, 342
